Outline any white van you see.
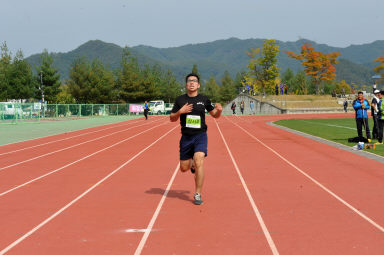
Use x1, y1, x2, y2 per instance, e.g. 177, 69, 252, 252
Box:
0, 103, 23, 118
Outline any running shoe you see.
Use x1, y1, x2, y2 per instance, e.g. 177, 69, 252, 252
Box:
368, 139, 372, 143
375, 142, 383, 145
193, 193, 203, 205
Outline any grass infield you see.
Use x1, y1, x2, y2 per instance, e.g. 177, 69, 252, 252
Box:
275, 118, 384, 157
0, 116, 142, 146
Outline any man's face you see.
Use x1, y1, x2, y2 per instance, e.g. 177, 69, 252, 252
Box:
379, 93, 383, 99
185, 76, 200, 92
358, 93, 363, 100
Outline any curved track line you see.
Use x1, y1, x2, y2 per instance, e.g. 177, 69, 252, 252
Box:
215, 119, 280, 255
0, 121, 169, 198
134, 162, 180, 255
0, 125, 178, 255
0, 118, 154, 156
226, 116, 384, 233
0, 118, 164, 171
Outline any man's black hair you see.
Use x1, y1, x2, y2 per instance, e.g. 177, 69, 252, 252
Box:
358, 91, 363, 95
185, 73, 200, 83
381, 90, 384, 95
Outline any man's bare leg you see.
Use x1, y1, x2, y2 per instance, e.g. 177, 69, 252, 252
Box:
180, 159, 192, 172
193, 152, 205, 194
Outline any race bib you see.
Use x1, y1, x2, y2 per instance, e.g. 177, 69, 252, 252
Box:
186, 115, 201, 128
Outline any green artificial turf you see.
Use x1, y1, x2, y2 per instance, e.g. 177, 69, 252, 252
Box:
275, 118, 384, 157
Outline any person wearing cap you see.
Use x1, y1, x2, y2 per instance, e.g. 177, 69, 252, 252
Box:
371, 89, 381, 139
376, 91, 384, 145
352, 91, 371, 142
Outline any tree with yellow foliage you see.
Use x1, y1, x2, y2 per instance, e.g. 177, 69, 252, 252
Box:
245, 39, 280, 96
286, 43, 340, 95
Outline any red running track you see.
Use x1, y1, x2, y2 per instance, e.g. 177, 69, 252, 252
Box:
0, 114, 383, 254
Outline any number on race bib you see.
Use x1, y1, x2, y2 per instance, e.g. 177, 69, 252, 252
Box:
186, 115, 201, 128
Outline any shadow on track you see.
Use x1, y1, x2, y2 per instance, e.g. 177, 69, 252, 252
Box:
145, 188, 193, 202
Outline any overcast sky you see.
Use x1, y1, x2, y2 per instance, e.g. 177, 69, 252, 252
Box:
1, 0, 383, 57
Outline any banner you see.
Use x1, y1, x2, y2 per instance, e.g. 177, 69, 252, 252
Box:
130, 104, 144, 113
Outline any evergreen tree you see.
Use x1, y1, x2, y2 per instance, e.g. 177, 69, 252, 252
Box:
8, 50, 36, 100
88, 59, 116, 103
0, 42, 12, 100
292, 71, 308, 95
234, 71, 247, 94
35, 49, 61, 103
138, 64, 162, 101
204, 76, 220, 102
116, 47, 141, 102
67, 57, 92, 103
161, 70, 182, 103
220, 71, 236, 103
281, 68, 294, 94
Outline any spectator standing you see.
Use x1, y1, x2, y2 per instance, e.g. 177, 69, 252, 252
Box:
284, 84, 288, 95
275, 84, 279, 95
371, 89, 381, 139
231, 102, 236, 114
240, 100, 245, 114
373, 82, 377, 93
280, 84, 284, 95
376, 91, 384, 145
250, 100, 255, 114
343, 100, 348, 113
353, 91, 371, 142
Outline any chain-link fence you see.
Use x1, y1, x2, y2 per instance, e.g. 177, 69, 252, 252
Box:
0, 103, 162, 124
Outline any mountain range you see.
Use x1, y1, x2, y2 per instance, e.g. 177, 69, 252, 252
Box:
26, 38, 384, 85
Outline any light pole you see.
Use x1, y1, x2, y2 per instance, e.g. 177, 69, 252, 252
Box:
40, 71, 45, 117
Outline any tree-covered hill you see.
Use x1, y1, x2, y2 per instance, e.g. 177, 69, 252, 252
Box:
26, 38, 384, 85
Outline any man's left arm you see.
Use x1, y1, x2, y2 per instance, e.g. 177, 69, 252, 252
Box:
209, 103, 222, 118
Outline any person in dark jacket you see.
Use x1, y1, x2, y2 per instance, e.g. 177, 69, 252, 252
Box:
376, 91, 384, 145
371, 90, 380, 139
353, 91, 371, 141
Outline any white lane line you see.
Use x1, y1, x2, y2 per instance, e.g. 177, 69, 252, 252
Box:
0, 121, 169, 198
0, 118, 164, 171
227, 116, 384, 233
125, 229, 152, 233
0, 125, 178, 255
215, 119, 280, 255
0, 118, 154, 156
134, 162, 180, 255
300, 119, 356, 130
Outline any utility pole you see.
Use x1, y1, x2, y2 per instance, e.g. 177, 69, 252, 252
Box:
40, 71, 45, 117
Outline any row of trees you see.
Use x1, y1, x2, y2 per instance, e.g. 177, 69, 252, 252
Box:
0, 42, 242, 104
2, 40, 383, 104
244, 40, 383, 96
0, 43, 61, 103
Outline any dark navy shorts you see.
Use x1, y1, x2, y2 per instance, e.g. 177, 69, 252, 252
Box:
179, 132, 208, 160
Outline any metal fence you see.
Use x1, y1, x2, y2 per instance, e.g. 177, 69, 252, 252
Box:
0, 103, 173, 124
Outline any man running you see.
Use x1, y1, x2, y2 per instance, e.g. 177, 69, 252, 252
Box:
170, 73, 222, 205
144, 101, 149, 120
